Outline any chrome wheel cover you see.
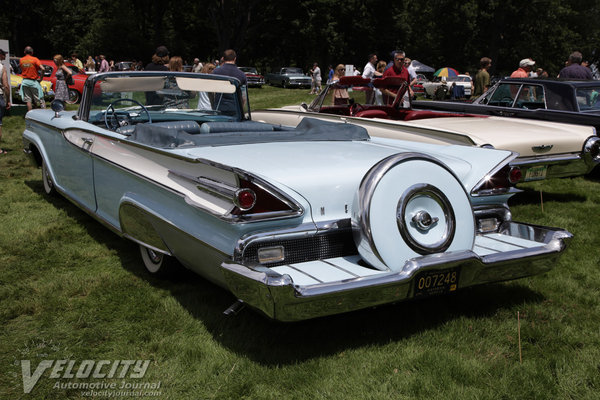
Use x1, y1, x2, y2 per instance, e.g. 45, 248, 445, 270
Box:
396, 183, 455, 254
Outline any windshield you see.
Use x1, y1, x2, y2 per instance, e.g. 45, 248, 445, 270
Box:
86, 72, 246, 123
239, 67, 258, 74
576, 87, 600, 112
282, 68, 303, 75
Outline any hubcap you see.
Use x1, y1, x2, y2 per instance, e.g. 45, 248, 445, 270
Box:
411, 211, 439, 231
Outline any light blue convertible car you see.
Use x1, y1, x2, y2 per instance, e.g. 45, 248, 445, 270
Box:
23, 71, 572, 321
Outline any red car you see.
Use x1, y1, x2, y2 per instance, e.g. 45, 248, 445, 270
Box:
39, 59, 88, 104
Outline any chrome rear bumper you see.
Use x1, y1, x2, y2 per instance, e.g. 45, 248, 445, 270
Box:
221, 222, 572, 321
512, 148, 600, 182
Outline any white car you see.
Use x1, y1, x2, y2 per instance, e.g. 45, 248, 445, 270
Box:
423, 74, 473, 98
22, 71, 573, 321
252, 76, 600, 184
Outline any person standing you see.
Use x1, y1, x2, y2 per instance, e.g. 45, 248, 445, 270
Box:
197, 63, 216, 110
212, 49, 247, 85
0, 48, 11, 154
192, 58, 203, 73
327, 65, 334, 84
85, 56, 96, 72
163, 56, 191, 109
510, 58, 535, 78
98, 55, 110, 73
382, 50, 410, 107
331, 64, 349, 105
19, 46, 45, 111
53, 55, 73, 102
310, 62, 321, 94
145, 46, 170, 71
212, 49, 247, 115
558, 51, 593, 79
70, 53, 84, 71
473, 57, 492, 97
404, 57, 418, 99
362, 54, 378, 103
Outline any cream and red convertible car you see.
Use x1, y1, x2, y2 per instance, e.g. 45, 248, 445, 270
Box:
253, 76, 600, 184
23, 71, 572, 321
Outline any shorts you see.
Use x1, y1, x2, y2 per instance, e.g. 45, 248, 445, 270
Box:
0, 95, 5, 126
21, 84, 42, 104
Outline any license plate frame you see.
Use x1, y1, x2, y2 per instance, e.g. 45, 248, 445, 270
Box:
524, 165, 547, 181
413, 267, 461, 298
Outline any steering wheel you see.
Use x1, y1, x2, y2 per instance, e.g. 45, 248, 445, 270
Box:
350, 103, 365, 116
104, 98, 151, 131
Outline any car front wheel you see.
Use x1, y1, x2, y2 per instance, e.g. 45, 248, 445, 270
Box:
66, 89, 80, 104
42, 159, 55, 195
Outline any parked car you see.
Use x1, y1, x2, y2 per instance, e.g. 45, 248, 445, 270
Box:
423, 74, 473, 99
252, 76, 600, 184
10, 73, 54, 102
239, 67, 265, 88
22, 71, 572, 321
39, 59, 88, 104
412, 73, 428, 96
265, 67, 312, 88
413, 78, 600, 131
114, 61, 134, 71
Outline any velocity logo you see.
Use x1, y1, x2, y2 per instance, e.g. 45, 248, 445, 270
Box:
20, 359, 150, 394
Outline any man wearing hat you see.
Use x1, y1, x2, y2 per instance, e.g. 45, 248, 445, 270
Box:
0, 48, 11, 154
511, 58, 535, 78
146, 46, 169, 71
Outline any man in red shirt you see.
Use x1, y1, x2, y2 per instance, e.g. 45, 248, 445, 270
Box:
382, 50, 410, 106
19, 46, 45, 111
510, 58, 535, 78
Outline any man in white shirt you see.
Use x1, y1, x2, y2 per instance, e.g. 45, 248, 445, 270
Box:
362, 53, 378, 103
404, 57, 418, 100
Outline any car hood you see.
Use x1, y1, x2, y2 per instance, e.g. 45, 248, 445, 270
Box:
183, 139, 512, 223
404, 116, 595, 157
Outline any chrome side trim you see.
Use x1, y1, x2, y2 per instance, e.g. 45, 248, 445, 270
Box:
119, 201, 172, 255
511, 154, 581, 165
168, 169, 238, 200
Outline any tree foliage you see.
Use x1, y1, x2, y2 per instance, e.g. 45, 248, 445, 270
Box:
1, 0, 598, 76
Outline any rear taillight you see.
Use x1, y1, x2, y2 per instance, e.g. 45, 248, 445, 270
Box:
508, 166, 522, 184
234, 188, 256, 211
230, 178, 295, 216
471, 165, 517, 196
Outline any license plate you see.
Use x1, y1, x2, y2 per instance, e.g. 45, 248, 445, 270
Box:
525, 165, 547, 181
414, 267, 460, 298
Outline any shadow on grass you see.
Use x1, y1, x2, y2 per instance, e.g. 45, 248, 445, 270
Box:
509, 186, 586, 206
25, 179, 547, 366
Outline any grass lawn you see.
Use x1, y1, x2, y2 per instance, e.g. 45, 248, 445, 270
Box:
1, 87, 600, 399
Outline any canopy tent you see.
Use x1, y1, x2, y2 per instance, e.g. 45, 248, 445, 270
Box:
410, 60, 435, 73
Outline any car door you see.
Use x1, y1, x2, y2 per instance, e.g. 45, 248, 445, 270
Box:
52, 125, 97, 213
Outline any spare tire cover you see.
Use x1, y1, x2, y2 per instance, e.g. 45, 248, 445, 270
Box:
352, 153, 475, 272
